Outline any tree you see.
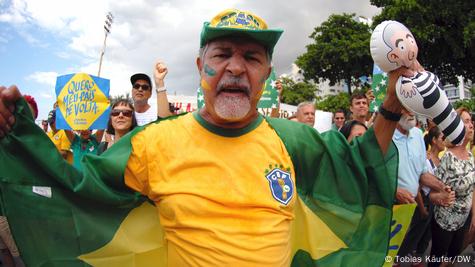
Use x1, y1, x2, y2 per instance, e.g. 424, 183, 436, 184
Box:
453, 99, 475, 112
280, 77, 318, 105
371, 0, 475, 85
453, 86, 475, 111
316, 92, 350, 114
296, 13, 373, 95
110, 93, 132, 104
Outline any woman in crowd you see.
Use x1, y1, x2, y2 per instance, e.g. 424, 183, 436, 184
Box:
425, 127, 445, 174
339, 120, 368, 142
429, 108, 475, 267
98, 99, 138, 154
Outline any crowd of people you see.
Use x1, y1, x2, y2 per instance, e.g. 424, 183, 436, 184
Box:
0, 7, 473, 267
291, 91, 475, 267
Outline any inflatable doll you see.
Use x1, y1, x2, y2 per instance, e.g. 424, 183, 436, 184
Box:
370, 20, 465, 145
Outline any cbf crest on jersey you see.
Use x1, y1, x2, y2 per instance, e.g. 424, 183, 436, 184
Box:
265, 166, 294, 205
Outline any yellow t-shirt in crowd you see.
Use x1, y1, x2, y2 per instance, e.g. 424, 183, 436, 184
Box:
125, 112, 295, 266
47, 130, 73, 163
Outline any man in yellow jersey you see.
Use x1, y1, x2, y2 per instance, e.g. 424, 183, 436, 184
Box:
45, 109, 73, 162
0, 9, 417, 267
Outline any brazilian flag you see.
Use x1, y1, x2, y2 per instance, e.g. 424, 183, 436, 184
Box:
0, 99, 400, 266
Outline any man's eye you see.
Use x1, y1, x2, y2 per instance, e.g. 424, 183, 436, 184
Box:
246, 56, 261, 62
214, 54, 228, 58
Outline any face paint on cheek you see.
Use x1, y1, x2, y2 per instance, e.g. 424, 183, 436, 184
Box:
204, 64, 216, 77
200, 79, 212, 91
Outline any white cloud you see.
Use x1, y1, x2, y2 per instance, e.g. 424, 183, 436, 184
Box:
0, 0, 28, 24
3, 0, 381, 97
40, 92, 53, 99
26, 71, 58, 86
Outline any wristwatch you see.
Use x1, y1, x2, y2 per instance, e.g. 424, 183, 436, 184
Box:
156, 86, 166, 93
378, 106, 402, 121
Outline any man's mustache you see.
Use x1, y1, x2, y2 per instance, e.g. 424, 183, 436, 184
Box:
217, 77, 250, 96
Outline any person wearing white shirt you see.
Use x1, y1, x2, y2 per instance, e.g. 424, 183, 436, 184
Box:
131, 61, 173, 126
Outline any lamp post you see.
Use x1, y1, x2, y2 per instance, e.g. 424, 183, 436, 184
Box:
98, 12, 113, 77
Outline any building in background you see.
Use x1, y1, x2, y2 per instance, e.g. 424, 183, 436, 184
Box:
444, 76, 473, 104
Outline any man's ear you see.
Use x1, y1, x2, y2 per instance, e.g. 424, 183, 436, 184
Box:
196, 57, 203, 73
266, 66, 272, 80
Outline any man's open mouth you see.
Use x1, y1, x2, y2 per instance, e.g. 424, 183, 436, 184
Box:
219, 87, 249, 96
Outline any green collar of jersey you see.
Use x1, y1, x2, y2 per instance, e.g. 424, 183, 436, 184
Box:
193, 111, 263, 137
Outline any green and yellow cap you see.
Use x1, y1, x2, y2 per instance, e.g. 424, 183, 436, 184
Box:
200, 9, 283, 56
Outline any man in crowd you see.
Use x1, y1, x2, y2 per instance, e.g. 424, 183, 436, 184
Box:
393, 111, 455, 266
349, 92, 369, 125
46, 109, 72, 162
131, 61, 172, 126
332, 109, 346, 130
0, 8, 415, 266
295, 101, 315, 127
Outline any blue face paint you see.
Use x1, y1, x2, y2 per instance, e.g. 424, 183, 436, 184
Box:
204, 64, 216, 77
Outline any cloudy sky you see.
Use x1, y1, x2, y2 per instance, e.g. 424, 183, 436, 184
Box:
0, 0, 380, 120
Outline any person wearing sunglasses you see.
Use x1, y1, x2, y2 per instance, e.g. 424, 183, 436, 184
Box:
98, 100, 138, 154
131, 60, 173, 126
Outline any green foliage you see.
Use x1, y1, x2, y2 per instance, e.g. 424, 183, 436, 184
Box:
280, 77, 318, 105
372, 0, 475, 84
296, 13, 373, 95
316, 92, 350, 114
453, 99, 475, 112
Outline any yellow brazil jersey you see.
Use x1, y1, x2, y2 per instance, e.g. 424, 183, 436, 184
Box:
47, 130, 73, 163
125, 112, 296, 266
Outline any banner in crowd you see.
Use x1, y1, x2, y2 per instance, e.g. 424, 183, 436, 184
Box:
259, 68, 279, 108
197, 68, 279, 109
55, 73, 110, 130
384, 204, 417, 266
314, 110, 333, 133
370, 64, 388, 113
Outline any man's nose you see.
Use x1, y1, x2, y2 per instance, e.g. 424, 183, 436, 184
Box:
225, 55, 246, 76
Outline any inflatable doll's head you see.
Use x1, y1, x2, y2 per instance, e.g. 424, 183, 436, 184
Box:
370, 20, 418, 72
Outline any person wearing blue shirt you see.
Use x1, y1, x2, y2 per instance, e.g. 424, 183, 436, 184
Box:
393, 111, 454, 266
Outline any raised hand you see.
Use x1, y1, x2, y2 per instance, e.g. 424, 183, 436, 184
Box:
0, 85, 22, 138
154, 60, 168, 85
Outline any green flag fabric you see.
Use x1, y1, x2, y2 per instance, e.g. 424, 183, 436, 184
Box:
0, 99, 160, 266
370, 64, 389, 113
0, 99, 398, 266
265, 118, 398, 266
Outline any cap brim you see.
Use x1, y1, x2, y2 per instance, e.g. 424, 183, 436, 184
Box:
130, 73, 152, 86
200, 23, 283, 56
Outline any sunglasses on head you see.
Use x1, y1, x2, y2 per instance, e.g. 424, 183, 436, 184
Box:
111, 109, 133, 117
133, 83, 151, 91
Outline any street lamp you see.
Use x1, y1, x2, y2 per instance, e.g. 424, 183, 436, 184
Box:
98, 12, 113, 77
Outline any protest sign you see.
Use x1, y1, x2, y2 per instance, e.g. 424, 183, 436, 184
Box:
55, 73, 110, 130
383, 204, 417, 266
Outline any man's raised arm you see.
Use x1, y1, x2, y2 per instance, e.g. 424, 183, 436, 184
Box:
373, 68, 413, 154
